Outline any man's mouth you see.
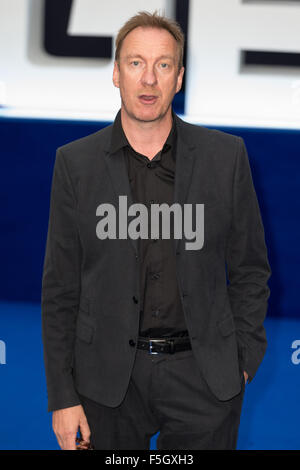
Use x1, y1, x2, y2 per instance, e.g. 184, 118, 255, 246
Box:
138, 95, 158, 105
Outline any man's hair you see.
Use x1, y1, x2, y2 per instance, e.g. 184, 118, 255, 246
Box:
115, 11, 185, 71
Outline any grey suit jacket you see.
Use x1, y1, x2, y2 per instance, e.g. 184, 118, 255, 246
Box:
41, 112, 271, 412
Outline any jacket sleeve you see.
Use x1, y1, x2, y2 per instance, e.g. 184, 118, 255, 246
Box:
41, 148, 82, 412
226, 137, 271, 382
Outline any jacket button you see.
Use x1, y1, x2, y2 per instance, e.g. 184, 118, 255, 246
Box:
129, 339, 136, 347
150, 273, 160, 280
152, 309, 160, 318
132, 296, 138, 304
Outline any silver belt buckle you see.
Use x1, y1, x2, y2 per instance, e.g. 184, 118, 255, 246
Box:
149, 339, 159, 355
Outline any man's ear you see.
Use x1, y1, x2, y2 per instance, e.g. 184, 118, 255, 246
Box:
113, 61, 120, 88
176, 66, 185, 94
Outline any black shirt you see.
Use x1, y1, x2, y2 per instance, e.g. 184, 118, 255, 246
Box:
110, 110, 188, 338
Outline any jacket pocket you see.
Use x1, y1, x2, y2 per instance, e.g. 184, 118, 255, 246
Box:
217, 314, 235, 337
75, 316, 94, 344
79, 296, 89, 314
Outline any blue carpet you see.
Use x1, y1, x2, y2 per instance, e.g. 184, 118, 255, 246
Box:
0, 301, 299, 450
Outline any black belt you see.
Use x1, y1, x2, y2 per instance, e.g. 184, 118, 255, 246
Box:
137, 336, 192, 354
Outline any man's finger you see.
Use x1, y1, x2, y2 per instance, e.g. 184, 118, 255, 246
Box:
55, 434, 64, 450
79, 418, 91, 443
62, 435, 77, 450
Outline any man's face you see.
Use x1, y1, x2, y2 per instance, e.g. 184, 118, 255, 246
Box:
113, 26, 184, 123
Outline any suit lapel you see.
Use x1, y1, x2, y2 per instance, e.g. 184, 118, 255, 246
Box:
104, 147, 138, 256
103, 113, 199, 256
173, 115, 198, 252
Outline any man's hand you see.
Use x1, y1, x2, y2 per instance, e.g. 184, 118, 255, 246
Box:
52, 404, 91, 450
243, 371, 248, 384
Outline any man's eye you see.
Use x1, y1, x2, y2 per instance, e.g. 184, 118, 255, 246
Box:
132, 61, 140, 66
160, 63, 169, 68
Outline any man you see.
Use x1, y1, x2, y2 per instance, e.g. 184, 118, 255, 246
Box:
41, 11, 271, 450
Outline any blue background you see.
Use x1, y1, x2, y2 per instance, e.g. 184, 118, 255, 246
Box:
1, 116, 299, 318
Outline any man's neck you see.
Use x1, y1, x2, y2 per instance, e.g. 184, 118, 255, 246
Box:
120, 108, 173, 160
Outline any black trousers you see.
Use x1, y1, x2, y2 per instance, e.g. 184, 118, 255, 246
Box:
78, 346, 245, 450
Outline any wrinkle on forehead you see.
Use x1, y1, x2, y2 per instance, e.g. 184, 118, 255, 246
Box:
119, 27, 178, 63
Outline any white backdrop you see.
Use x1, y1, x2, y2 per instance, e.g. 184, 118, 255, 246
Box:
0, 0, 174, 120
0, 0, 300, 128
185, 0, 300, 128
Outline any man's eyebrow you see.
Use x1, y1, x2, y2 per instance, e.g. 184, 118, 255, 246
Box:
124, 54, 144, 60
124, 54, 175, 62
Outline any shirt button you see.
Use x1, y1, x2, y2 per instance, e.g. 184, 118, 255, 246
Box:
132, 296, 138, 304
147, 162, 152, 168
150, 273, 160, 280
129, 339, 136, 347
152, 309, 160, 317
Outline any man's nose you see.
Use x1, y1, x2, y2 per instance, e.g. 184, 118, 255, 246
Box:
141, 66, 157, 86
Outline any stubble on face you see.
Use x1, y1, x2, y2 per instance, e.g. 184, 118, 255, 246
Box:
114, 27, 184, 126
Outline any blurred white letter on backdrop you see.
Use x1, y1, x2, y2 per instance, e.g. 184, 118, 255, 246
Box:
0, 0, 174, 119
185, 0, 300, 128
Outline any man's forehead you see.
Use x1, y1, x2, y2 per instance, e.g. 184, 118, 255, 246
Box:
121, 26, 177, 51
119, 28, 178, 62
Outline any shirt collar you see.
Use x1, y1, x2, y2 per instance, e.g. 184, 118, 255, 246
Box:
109, 109, 177, 157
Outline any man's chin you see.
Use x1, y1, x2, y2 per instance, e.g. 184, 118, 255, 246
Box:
131, 109, 167, 123
121, 101, 172, 124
